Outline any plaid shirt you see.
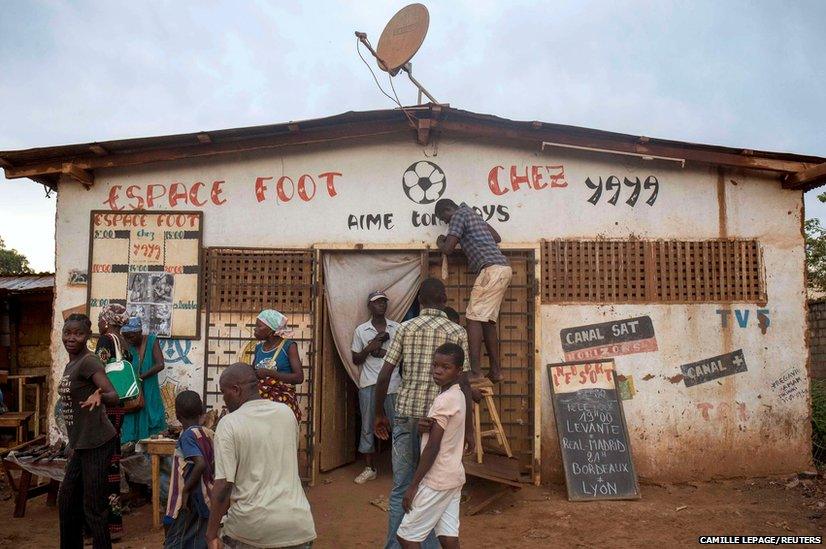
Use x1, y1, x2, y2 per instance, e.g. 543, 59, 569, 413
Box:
447, 203, 508, 273
385, 308, 469, 418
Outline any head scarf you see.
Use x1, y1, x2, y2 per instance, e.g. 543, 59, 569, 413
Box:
122, 316, 143, 334
257, 309, 293, 338
99, 303, 129, 328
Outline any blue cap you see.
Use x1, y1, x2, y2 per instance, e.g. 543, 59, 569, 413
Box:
122, 316, 143, 334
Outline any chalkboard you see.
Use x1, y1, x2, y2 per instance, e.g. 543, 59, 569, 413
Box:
548, 359, 640, 501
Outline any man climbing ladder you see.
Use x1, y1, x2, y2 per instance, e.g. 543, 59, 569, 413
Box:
435, 199, 513, 383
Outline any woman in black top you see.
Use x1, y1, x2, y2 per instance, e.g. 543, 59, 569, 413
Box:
57, 313, 119, 549
94, 304, 132, 541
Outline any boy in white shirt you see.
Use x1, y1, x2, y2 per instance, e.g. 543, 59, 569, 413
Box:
351, 290, 401, 484
397, 343, 467, 549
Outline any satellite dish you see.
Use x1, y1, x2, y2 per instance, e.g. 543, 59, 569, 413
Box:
375, 4, 430, 73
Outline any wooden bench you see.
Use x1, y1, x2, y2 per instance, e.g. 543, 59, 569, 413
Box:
0, 412, 34, 448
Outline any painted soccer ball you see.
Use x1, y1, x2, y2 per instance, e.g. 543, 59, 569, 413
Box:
402, 161, 446, 204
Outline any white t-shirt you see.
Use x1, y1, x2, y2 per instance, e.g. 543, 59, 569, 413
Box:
351, 319, 402, 391
214, 399, 316, 547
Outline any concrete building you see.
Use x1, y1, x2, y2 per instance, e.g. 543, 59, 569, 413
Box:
2, 104, 823, 484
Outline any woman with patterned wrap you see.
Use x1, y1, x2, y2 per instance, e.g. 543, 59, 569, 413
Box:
251, 309, 304, 421
94, 303, 132, 542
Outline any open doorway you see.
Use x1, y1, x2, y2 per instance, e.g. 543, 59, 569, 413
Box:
316, 249, 537, 481
316, 250, 423, 474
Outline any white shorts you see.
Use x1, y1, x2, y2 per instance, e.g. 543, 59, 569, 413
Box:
466, 265, 513, 323
396, 484, 462, 542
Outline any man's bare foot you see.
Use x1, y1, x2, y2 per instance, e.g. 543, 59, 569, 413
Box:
487, 370, 504, 384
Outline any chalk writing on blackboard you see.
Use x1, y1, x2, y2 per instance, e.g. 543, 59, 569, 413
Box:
548, 359, 640, 501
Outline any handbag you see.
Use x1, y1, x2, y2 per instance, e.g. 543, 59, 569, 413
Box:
122, 335, 148, 412
104, 333, 142, 404
121, 338, 146, 414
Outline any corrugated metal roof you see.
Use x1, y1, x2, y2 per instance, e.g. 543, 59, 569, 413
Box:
0, 274, 54, 292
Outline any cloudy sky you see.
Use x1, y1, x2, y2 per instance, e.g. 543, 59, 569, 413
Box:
1, 0, 824, 272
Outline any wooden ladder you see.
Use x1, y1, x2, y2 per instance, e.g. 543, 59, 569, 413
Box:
471, 379, 513, 464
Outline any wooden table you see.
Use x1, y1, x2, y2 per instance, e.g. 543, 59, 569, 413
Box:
2, 436, 62, 517
140, 437, 176, 529
8, 375, 47, 436
0, 412, 34, 448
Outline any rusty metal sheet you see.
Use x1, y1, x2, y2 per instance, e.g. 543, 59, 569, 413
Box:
0, 275, 54, 293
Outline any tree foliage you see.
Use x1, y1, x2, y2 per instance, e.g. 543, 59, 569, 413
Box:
805, 219, 826, 291
0, 237, 32, 275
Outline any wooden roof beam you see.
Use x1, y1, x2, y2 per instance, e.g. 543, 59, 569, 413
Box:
438, 120, 815, 174
417, 118, 433, 145
783, 162, 826, 190
416, 104, 442, 145
61, 163, 93, 189
1, 119, 411, 180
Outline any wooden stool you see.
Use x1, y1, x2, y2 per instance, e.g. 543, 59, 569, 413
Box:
471, 379, 513, 464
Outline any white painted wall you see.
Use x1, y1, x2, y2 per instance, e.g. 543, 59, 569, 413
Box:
48, 134, 811, 480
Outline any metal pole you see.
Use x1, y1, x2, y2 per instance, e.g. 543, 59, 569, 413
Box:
402, 64, 438, 104
408, 63, 423, 105
355, 32, 439, 104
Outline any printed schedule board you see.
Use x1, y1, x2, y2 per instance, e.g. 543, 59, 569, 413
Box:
548, 359, 640, 501
87, 211, 203, 339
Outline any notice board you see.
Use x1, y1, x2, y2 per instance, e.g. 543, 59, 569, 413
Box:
548, 359, 640, 501
87, 211, 203, 339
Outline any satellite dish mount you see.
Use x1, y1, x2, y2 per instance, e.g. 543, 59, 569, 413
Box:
355, 3, 438, 105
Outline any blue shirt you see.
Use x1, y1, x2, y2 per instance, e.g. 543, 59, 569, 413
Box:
253, 340, 295, 373
178, 426, 210, 518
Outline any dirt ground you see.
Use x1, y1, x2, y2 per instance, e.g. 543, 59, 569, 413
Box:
2, 458, 824, 548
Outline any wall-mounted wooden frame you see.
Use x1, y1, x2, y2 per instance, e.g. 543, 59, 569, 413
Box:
86, 210, 203, 339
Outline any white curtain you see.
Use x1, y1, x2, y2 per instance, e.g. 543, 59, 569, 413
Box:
323, 252, 423, 384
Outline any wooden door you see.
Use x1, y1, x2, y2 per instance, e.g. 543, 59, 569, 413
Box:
318, 270, 359, 472
429, 250, 536, 477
